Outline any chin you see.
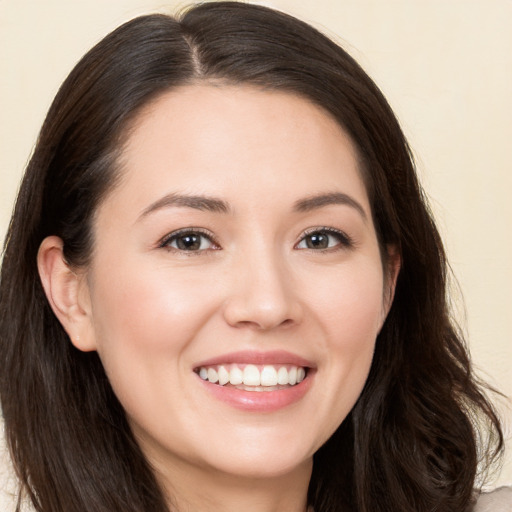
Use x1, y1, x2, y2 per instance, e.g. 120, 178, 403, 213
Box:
208, 451, 313, 481
196, 428, 318, 480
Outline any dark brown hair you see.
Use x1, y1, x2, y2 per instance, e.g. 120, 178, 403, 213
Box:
0, 2, 503, 511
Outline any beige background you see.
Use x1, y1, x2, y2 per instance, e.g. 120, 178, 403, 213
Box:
1, 0, 510, 507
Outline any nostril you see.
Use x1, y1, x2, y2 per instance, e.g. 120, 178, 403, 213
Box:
230, 317, 295, 330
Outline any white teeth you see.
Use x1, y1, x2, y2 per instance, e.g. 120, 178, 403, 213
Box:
229, 366, 243, 385
218, 365, 230, 386
260, 365, 278, 386
197, 363, 307, 388
207, 367, 218, 384
243, 364, 260, 386
277, 366, 289, 385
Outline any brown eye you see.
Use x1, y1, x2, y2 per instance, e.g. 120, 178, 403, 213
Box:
304, 233, 330, 249
162, 230, 216, 252
296, 229, 352, 250
175, 234, 202, 250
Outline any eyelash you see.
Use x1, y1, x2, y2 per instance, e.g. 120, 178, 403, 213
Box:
158, 226, 354, 254
295, 227, 354, 252
158, 228, 219, 254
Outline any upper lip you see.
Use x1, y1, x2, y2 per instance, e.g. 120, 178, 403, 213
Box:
194, 350, 315, 369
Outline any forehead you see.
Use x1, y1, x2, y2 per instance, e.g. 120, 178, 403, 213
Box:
105, 84, 369, 217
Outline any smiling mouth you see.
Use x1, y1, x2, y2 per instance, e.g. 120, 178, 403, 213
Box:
195, 364, 307, 391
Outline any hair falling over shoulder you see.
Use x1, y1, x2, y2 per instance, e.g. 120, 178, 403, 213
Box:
0, 2, 503, 512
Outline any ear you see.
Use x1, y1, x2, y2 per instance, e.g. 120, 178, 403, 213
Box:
381, 244, 401, 321
37, 236, 97, 352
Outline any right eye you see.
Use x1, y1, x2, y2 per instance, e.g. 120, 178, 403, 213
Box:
160, 229, 218, 252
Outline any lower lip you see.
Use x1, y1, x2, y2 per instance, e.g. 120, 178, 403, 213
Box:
197, 372, 314, 412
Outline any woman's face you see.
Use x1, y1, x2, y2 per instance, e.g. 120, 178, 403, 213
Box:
78, 85, 396, 483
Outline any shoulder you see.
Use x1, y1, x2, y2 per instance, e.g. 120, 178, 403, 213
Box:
472, 487, 512, 512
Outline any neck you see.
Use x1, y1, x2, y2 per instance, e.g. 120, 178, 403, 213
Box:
154, 455, 312, 512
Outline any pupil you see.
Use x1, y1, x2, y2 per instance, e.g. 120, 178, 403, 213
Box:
307, 233, 328, 249
177, 234, 200, 250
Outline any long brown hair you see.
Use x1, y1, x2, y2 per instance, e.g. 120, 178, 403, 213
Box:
0, 2, 503, 511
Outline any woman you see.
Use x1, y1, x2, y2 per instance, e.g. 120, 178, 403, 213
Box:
0, 2, 504, 511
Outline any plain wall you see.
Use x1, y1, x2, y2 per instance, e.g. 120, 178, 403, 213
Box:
1, 0, 511, 507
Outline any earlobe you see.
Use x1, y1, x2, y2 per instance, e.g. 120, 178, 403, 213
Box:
37, 236, 97, 352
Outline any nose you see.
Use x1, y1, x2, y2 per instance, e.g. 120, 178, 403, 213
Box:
222, 249, 303, 331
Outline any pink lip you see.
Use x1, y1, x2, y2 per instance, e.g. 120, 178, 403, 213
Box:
194, 350, 315, 369
194, 350, 316, 413
197, 372, 314, 412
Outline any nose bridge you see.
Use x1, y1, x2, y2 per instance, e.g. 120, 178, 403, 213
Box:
223, 239, 300, 330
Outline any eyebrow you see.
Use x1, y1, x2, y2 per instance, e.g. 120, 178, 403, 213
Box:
139, 193, 230, 219
293, 192, 368, 221
139, 191, 367, 221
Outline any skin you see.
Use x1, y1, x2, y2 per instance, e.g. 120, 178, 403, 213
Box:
38, 85, 399, 512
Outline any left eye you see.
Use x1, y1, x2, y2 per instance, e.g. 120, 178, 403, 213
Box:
296, 229, 350, 250
162, 231, 216, 251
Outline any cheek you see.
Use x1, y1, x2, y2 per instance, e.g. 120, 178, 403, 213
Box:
308, 260, 386, 345
328, 273, 383, 383
85, 260, 219, 401
303, 262, 384, 429
89, 258, 217, 349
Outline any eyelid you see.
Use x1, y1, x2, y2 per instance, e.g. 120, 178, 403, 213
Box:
158, 227, 220, 251
295, 226, 354, 250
